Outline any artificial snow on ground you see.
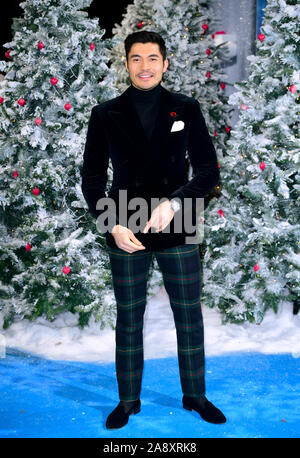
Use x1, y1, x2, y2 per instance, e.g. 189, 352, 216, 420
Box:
1, 285, 299, 362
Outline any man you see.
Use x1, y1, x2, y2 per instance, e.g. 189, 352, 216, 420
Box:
81, 31, 226, 429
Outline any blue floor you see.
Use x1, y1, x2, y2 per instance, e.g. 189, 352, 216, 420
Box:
0, 349, 299, 438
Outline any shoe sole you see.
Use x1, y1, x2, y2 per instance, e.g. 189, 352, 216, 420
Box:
105, 408, 141, 430
183, 404, 226, 424
183, 404, 193, 411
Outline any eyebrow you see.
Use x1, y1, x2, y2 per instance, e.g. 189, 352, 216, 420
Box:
130, 54, 160, 59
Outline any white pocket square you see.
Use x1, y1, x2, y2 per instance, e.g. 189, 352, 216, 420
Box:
171, 120, 185, 132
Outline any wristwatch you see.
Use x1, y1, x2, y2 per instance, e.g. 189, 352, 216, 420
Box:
169, 198, 181, 213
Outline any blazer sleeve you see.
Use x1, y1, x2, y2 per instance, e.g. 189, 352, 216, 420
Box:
169, 98, 220, 214
81, 106, 119, 227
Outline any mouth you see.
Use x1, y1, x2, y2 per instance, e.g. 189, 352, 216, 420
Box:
138, 74, 153, 81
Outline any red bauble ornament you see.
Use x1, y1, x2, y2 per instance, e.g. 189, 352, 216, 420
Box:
258, 33, 265, 42
90, 42, 95, 50
5, 50, 11, 59
13, 170, 18, 179
202, 24, 208, 31
254, 264, 260, 272
289, 84, 297, 93
32, 187, 40, 195
170, 111, 177, 117
211, 34, 215, 39
220, 82, 226, 90
18, 98, 25, 106
25, 243, 32, 252
218, 162, 221, 169
260, 161, 265, 170
64, 102, 72, 111
37, 41, 44, 50
63, 265, 71, 275
206, 71, 211, 78
218, 209, 225, 217
226, 125, 231, 134
0, 97, 4, 104
137, 21, 143, 29
51, 77, 58, 85
35, 117, 42, 126
206, 48, 211, 56
213, 131, 217, 137
241, 104, 248, 110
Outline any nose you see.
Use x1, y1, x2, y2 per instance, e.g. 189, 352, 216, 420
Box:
140, 60, 151, 72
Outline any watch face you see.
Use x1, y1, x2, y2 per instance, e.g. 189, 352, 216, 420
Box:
171, 200, 181, 212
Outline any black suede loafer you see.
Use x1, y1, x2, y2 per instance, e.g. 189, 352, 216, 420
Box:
183, 395, 226, 424
106, 400, 141, 429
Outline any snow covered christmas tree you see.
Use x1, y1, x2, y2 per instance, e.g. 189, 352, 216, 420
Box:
202, 0, 300, 324
110, 0, 154, 91
0, 0, 118, 329
112, 0, 232, 160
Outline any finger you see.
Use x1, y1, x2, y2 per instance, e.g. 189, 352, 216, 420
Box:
127, 238, 145, 249
129, 233, 143, 246
118, 242, 138, 253
123, 243, 145, 252
155, 219, 170, 233
143, 221, 151, 233
144, 216, 162, 233
128, 235, 145, 249
117, 237, 144, 252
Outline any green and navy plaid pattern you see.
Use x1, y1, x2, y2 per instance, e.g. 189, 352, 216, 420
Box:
107, 243, 205, 402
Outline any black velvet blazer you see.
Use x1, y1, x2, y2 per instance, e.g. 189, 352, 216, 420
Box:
81, 85, 220, 251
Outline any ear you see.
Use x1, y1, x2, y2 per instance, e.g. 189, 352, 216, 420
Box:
124, 59, 129, 73
163, 59, 169, 73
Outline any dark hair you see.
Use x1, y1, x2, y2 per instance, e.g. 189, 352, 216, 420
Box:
124, 31, 167, 61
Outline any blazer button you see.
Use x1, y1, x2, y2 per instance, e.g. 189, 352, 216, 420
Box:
171, 155, 175, 162
163, 177, 168, 185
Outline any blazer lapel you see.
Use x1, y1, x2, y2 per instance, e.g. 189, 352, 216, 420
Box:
108, 87, 150, 158
144, 86, 185, 175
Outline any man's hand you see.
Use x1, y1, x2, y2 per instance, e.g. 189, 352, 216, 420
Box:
143, 200, 174, 234
112, 224, 146, 253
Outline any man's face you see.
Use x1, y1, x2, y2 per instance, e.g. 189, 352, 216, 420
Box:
125, 42, 168, 91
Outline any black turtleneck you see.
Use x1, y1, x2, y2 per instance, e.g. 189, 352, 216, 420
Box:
129, 83, 162, 142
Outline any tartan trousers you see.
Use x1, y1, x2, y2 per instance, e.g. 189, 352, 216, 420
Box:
107, 243, 205, 402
